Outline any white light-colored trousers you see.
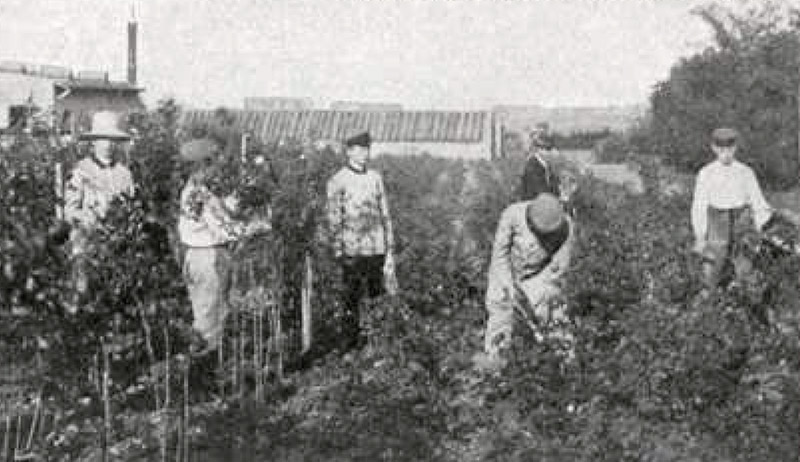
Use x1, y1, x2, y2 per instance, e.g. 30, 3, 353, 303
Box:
183, 246, 232, 349
484, 274, 572, 357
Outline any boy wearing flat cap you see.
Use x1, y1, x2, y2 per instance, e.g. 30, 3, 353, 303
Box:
326, 128, 395, 353
64, 111, 135, 311
478, 193, 576, 370
691, 127, 774, 290
178, 136, 270, 360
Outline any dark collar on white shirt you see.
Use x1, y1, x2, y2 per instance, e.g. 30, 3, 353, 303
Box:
91, 155, 116, 169
346, 163, 367, 175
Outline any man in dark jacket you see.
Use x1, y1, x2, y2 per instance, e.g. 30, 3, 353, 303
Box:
520, 131, 560, 201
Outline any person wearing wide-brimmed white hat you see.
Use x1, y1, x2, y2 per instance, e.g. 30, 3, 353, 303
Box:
63, 111, 135, 311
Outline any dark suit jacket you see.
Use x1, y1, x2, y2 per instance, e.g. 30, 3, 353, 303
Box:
520, 152, 559, 200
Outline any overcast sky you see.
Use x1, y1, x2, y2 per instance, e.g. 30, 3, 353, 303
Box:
1, 0, 731, 110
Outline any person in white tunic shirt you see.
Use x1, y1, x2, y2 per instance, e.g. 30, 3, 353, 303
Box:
326, 129, 395, 352
178, 137, 270, 357
691, 127, 774, 290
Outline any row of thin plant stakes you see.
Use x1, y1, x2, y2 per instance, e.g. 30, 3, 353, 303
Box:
0, 285, 284, 462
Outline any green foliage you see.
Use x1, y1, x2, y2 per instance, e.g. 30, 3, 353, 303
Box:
3, 109, 799, 461
640, 3, 800, 189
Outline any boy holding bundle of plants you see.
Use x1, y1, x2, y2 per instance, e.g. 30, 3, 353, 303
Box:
178, 136, 270, 368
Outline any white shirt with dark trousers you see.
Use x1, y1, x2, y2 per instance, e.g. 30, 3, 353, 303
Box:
691, 159, 773, 244
691, 159, 774, 288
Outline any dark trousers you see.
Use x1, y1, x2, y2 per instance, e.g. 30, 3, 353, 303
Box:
340, 255, 385, 349
703, 207, 747, 289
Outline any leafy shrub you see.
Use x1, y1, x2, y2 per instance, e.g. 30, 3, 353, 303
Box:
3, 105, 799, 461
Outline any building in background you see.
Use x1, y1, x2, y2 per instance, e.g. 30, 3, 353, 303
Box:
493, 104, 645, 135
0, 16, 143, 136
244, 97, 314, 111
329, 101, 403, 112
182, 108, 503, 160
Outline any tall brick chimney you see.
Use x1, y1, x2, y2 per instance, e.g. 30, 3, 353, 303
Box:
127, 6, 137, 86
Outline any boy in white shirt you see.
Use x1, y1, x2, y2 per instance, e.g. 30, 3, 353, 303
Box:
691, 127, 774, 290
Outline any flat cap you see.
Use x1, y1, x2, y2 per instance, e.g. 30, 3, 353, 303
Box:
711, 127, 739, 146
344, 129, 371, 148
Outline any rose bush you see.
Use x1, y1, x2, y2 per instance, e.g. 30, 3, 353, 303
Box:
2, 104, 797, 461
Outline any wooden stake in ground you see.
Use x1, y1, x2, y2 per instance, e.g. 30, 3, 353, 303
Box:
218, 336, 225, 400
3, 415, 10, 461
15, 414, 21, 460
183, 354, 190, 462
24, 390, 41, 452
253, 307, 259, 401
240, 312, 246, 398
258, 304, 264, 401
102, 345, 110, 462
162, 327, 170, 462
140, 310, 161, 409
301, 252, 313, 355
232, 311, 238, 394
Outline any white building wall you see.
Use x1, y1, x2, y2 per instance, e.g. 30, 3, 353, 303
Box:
371, 141, 490, 160
0, 73, 55, 127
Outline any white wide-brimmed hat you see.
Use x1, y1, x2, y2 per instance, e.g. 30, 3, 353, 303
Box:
79, 111, 130, 141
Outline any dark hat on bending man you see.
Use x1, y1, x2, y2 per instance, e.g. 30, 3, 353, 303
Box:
711, 127, 739, 147
345, 129, 371, 148
525, 193, 566, 234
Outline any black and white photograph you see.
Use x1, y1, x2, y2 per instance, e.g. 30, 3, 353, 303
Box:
1, 0, 799, 460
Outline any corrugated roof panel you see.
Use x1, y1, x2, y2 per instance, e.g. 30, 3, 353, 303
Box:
397, 112, 410, 141
474, 113, 485, 141
466, 113, 477, 141
328, 111, 342, 140
446, 112, 458, 141
432, 113, 443, 141
419, 112, 432, 141
285, 111, 300, 140
266, 112, 281, 140
287, 111, 301, 140
386, 112, 400, 142
431, 113, 444, 141
342, 111, 356, 139
467, 112, 481, 141
296, 111, 312, 140
180, 109, 489, 144
463, 113, 474, 141
273, 111, 287, 140
307, 111, 322, 139
431, 112, 448, 140
407, 112, 419, 141
318, 111, 333, 140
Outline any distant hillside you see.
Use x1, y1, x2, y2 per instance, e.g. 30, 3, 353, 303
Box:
493, 104, 646, 134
